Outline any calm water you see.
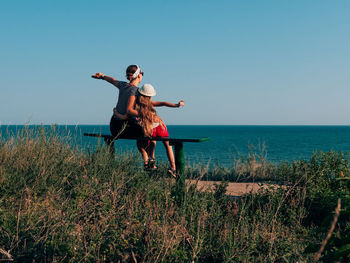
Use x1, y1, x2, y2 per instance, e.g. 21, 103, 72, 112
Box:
1, 125, 350, 167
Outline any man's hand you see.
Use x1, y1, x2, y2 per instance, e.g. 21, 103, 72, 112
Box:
178, 100, 185, 107
91, 72, 104, 79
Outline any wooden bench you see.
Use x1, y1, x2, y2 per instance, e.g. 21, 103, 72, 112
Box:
83, 133, 210, 176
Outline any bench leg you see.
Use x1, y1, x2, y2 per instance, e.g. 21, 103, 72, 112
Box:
174, 142, 184, 176
173, 142, 185, 205
104, 137, 115, 155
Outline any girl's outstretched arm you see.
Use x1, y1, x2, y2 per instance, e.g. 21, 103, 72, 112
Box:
152, 100, 184, 108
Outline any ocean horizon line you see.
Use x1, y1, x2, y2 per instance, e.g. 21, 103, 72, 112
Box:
2, 123, 350, 127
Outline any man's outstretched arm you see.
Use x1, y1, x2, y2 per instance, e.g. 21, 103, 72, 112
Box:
91, 72, 119, 87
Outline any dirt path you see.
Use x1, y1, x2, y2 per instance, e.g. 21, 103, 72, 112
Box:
187, 180, 284, 197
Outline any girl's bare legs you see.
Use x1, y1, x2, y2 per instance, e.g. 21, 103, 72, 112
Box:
137, 140, 149, 165
163, 141, 176, 170
145, 140, 157, 169
146, 140, 156, 160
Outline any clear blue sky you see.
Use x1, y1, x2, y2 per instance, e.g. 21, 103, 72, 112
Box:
1, 0, 349, 125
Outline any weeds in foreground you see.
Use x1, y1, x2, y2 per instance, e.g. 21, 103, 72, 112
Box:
0, 127, 349, 262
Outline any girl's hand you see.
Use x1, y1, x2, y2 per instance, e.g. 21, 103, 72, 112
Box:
178, 100, 185, 107
91, 72, 104, 79
113, 107, 128, 120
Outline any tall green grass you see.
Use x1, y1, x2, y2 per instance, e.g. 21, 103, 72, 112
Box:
0, 128, 349, 262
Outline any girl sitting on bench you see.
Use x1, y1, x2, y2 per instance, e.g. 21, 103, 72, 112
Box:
114, 84, 184, 177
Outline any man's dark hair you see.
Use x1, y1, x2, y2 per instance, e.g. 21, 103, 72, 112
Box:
126, 65, 138, 80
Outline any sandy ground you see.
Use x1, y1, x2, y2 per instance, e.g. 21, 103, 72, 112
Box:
187, 180, 284, 197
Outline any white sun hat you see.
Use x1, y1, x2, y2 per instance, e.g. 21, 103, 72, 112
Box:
138, 84, 156, 97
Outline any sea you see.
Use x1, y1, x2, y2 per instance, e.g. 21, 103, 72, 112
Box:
1, 125, 350, 167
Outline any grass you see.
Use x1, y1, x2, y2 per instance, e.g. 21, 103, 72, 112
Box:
0, 127, 349, 262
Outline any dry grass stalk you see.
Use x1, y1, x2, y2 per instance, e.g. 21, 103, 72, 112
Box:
314, 198, 341, 262
0, 247, 13, 261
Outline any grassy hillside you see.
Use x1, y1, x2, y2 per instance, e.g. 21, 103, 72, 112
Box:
0, 128, 349, 262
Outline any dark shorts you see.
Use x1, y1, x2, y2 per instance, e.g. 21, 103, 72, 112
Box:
109, 115, 144, 139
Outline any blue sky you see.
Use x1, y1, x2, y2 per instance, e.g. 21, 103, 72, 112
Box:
1, 0, 349, 125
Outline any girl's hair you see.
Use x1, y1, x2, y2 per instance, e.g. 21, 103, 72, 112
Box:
126, 65, 138, 81
136, 95, 161, 137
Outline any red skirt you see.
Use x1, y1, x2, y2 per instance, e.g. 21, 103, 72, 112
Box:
152, 123, 169, 137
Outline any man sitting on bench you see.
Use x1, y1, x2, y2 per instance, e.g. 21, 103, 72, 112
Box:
92, 65, 148, 163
